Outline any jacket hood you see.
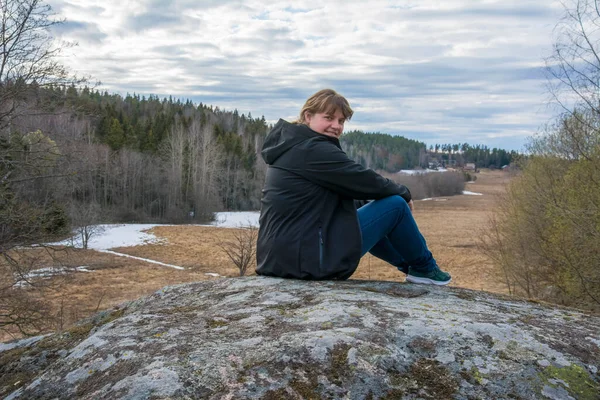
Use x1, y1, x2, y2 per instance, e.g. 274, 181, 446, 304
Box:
261, 119, 323, 165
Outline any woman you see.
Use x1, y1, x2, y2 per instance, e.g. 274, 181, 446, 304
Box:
256, 89, 451, 285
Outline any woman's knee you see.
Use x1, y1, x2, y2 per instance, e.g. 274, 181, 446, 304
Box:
387, 195, 410, 212
370, 195, 410, 215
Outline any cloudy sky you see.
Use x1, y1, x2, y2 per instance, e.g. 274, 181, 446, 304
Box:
49, 0, 565, 151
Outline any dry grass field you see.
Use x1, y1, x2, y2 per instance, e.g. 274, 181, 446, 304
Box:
1, 170, 511, 341
352, 169, 511, 293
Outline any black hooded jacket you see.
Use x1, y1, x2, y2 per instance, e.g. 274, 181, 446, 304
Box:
256, 119, 411, 280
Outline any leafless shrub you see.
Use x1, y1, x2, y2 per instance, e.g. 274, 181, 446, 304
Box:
0, 246, 68, 338
217, 223, 258, 276
69, 202, 104, 249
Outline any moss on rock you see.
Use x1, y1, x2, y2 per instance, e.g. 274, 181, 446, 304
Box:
408, 358, 459, 399
540, 364, 599, 400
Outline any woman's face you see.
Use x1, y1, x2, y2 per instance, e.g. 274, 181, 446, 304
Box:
305, 108, 346, 139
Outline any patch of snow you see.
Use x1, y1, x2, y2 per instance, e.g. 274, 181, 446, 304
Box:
398, 168, 447, 175
463, 191, 483, 196
45, 224, 186, 270
38, 212, 260, 271
25, 267, 70, 278
398, 169, 424, 175
420, 198, 433, 201
210, 212, 260, 228
15, 266, 94, 286
205, 273, 222, 277
48, 214, 261, 255
49, 224, 168, 250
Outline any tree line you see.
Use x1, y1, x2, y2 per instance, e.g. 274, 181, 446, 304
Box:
341, 131, 428, 171
6, 84, 525, 231
341, 131, 518, 173
428, 143, 518, 169
7, 85, 270, 226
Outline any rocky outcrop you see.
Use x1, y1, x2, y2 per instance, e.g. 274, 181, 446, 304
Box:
1, 277, 599, 399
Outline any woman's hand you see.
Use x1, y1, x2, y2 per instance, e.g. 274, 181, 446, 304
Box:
408, 200, 414, 212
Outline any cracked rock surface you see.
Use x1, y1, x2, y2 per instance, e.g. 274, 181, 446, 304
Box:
1, 277, 599, 399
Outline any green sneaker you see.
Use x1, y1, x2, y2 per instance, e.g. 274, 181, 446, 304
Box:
406, 266, 452, 286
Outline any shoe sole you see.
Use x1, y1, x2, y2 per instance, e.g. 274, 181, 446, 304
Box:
406, 275, 452, 286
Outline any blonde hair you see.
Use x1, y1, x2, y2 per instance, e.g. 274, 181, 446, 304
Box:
295, 89, 353, 124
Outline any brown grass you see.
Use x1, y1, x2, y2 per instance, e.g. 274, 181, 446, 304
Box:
1, 170, 510, 342
353, 169, 511, 294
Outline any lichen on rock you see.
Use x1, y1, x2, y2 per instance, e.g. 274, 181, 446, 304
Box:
1, 277, 599, 399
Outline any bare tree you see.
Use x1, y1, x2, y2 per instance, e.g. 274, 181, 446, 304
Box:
545, 0, 600, 158
0, 0, 81, 336
160, 119, 186, 219
190, 117, 223, 215
69, 201, 104, 249
0, 0, 76, 131
217, 223, 258, 276
0, 246, 56, 337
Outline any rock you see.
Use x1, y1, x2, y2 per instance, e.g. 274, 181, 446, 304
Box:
1, 277, 599, 399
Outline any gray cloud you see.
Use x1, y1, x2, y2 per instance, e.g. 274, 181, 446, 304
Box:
51, 20, 107, 43
49, 0, 566, 150
49, 0, 104, 15
151, 42, 221, 57
144, 0, 243, 11
228, 37, 305, 53
407, 4, 555, 20
127, 12, 182, 32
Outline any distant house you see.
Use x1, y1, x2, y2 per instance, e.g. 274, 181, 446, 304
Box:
428, 158, 441, 169
501, 164, 518, 172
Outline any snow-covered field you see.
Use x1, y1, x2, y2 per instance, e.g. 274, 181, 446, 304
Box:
211, 211, 260, 228
420, 190, 482, 199
398, 168, 447, 175
43, 213, 261, 272
54, 224, 170, 250
49, 213, 261, 252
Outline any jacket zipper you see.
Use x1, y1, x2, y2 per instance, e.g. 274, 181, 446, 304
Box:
318, 227, 324, 270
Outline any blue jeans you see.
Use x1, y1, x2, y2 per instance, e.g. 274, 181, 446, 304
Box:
358, 195, 436, 273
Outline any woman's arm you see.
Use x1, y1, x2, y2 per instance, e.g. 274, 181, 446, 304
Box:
297, 139, 411, 202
